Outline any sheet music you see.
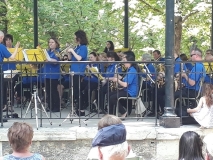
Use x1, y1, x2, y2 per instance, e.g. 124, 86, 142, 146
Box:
23, 49, 29, 61
3, 70, 20, 78
43, 49, 51, 61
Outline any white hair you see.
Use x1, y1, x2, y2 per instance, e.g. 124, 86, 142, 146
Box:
142, 53, 152, 61
100, 141, 128, 160
0, 31, 4, 36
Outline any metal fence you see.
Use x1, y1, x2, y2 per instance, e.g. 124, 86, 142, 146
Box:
0, 60, 209, 128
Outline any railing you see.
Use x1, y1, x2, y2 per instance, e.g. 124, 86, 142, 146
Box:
0, 60, 209, 127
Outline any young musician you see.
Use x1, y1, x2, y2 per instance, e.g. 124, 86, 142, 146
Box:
79, 52, 104, 115
67, 30, 88, 112
43, 38, 61, 112
103, 41, 114, 53
99, 51, 122, 114
109, 51, 138, 119
0, 30, 20, 122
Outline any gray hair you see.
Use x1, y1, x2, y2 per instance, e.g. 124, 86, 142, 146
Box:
0, 31, 4, 36
142, 53, 152, 61
192, 48, 202, 57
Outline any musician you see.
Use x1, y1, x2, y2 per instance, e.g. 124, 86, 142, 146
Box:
203, 49, 213, 84
0, 30, 20, 122
80, 52, 104, 115
99, 51, 121, 114
98, 52, 108, 72
153, 50, 164, 61
180, 53, 193, 71
43, 38, 61, 112
67, 30, 88, 111
103, 41, 114, 53
109, 51, 138, 118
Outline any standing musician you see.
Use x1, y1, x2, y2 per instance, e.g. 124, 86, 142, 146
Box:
0, 30, 20, 122
103, 40, 114, 53
204, 49, 213, 84
79, 52, 104, 116
99, 51, 122, 114
109, 51, 138, 118
43, 38, 61, 112
67, 30, 88, 112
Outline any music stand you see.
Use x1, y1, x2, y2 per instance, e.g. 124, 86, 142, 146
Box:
3, 48, 23, 62
22, 49, 52, 129
59, 72, 87, 127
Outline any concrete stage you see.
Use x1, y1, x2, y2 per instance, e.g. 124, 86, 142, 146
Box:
0, 106, 212, 160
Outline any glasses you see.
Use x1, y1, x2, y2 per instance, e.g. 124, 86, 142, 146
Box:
190, 54, 196, 57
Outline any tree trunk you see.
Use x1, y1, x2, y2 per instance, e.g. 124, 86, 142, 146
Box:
0, 0, 7, 33
174, 16, 182, 55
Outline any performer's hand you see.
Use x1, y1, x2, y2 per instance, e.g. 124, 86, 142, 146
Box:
187, 108, 191, 113
181, 72, 187, 78
112, 77, 118, 82
15, 41, 20, 48
68, 48, 74, 54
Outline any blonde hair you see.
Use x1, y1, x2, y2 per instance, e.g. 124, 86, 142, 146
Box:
98, 114, 122, 130
8, 122, 34, 152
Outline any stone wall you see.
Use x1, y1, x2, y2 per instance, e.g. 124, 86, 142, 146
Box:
0, 126, 212, 160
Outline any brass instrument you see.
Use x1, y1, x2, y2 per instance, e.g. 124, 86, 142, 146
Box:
110, 64, 124, 91
85, 65, 104, 81
139, 63, 155, 84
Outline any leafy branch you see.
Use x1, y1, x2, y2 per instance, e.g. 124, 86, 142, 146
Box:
182, 10, 199, 23
138, 0, 164, 14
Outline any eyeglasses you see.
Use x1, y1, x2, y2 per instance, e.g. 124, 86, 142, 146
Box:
190, 54, 196, 57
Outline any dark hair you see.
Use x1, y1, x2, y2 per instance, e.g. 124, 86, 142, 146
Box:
178, 131, 204, 160
206, 49, 213, 56
3, 34, 13, 45
153, 50, 161, 55
103, 40, 114, 53
106, 51, 120, 61
180, 54, 188, 61
89, 51, 99, 61
75, 30, 88, 45
48, 37, 60, 49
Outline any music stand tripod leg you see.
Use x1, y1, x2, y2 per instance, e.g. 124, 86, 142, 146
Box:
23, 94, 33, 120
33, 91, 39, 130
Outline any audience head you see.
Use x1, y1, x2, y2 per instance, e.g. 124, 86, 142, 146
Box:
203, 134, 213, 160
74, 30, 88, 45
3, 34, 13, 48
106, 51, 120, 61
142, 53, 152, 61
152, 50, 161, 61
8, 122, 34, 152
205, 49, 213, 61
202, 83, 213, 107
0, 30, 4, 43
190, 48, 203, 61
48, 37, 60, 50
93, 115, 130, 160
178, 131, 204, 160
180, 53, 188, 61
89, 52, 99, 61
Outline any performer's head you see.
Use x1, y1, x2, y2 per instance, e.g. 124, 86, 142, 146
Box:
152, 50, 161, 60
122, 51, 135, 68
99, 52, 107, 61
106, 51, 120, 61
190, 48, 202, 61
8, 122, 34, 152
0, 30, 4, 43
3, 34, 13, 48
48, 38, 60, 50
74, 30, 88, 45
89, 52, 99, 62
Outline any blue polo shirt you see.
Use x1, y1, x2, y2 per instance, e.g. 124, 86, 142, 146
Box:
70, 45, 88, 75
174, 57, 187, 75
43, 49, 61, 79
0, 44, 11, 62
185, 62, 206, 91
123, 66, 138, 97
103, 63, 122, 78
22, 76, 38, 84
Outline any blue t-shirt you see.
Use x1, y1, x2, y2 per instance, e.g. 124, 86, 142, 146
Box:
0, 44, 12, 62
84, 63, 104, 83
3, 153, 43, 160
103, 63, 122, 78
184, 62, 206, 91
43, 49, 61, 79
123, 66, 138, 97
22, 76, 38, 84
174, 57, 187, 75
70, 45, 88, 75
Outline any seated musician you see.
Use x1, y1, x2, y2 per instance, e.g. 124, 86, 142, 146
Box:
99, 51, 121, 114
180, 53, 193, 71
103, 41, 114, 53
79, 52, 104, 116
109, 51, 138, 118
0, 31, 20, 120
153, 50, 164, 62
174, 48, 206, 103
43, 38, 61, 112
203, 49, 213, 84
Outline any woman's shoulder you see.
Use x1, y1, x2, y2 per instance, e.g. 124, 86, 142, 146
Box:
1, 153, 44, 160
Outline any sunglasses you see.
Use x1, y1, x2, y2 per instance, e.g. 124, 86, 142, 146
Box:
190, 54, 196, 57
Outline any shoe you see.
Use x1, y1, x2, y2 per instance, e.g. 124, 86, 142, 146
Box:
120, 112, 127, 121
76, 110, 85, 116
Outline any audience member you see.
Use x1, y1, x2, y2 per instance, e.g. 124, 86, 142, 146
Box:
87, 114, 136, 160
178, 131, 204, 160
203, 134, 213, 160
0, 122, 45, 160
187, 83, 213, 128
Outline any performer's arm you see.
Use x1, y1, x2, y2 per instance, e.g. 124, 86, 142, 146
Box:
68, 48, 82, 61
9, 42, 20, 59
112, 77, 127, 88
187, 97, 204, 113
182, 73, 195, 86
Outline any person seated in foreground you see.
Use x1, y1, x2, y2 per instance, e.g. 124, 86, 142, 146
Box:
0, 122, 45, 160
87, 114, 137, 160
203, 134, 213, 160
